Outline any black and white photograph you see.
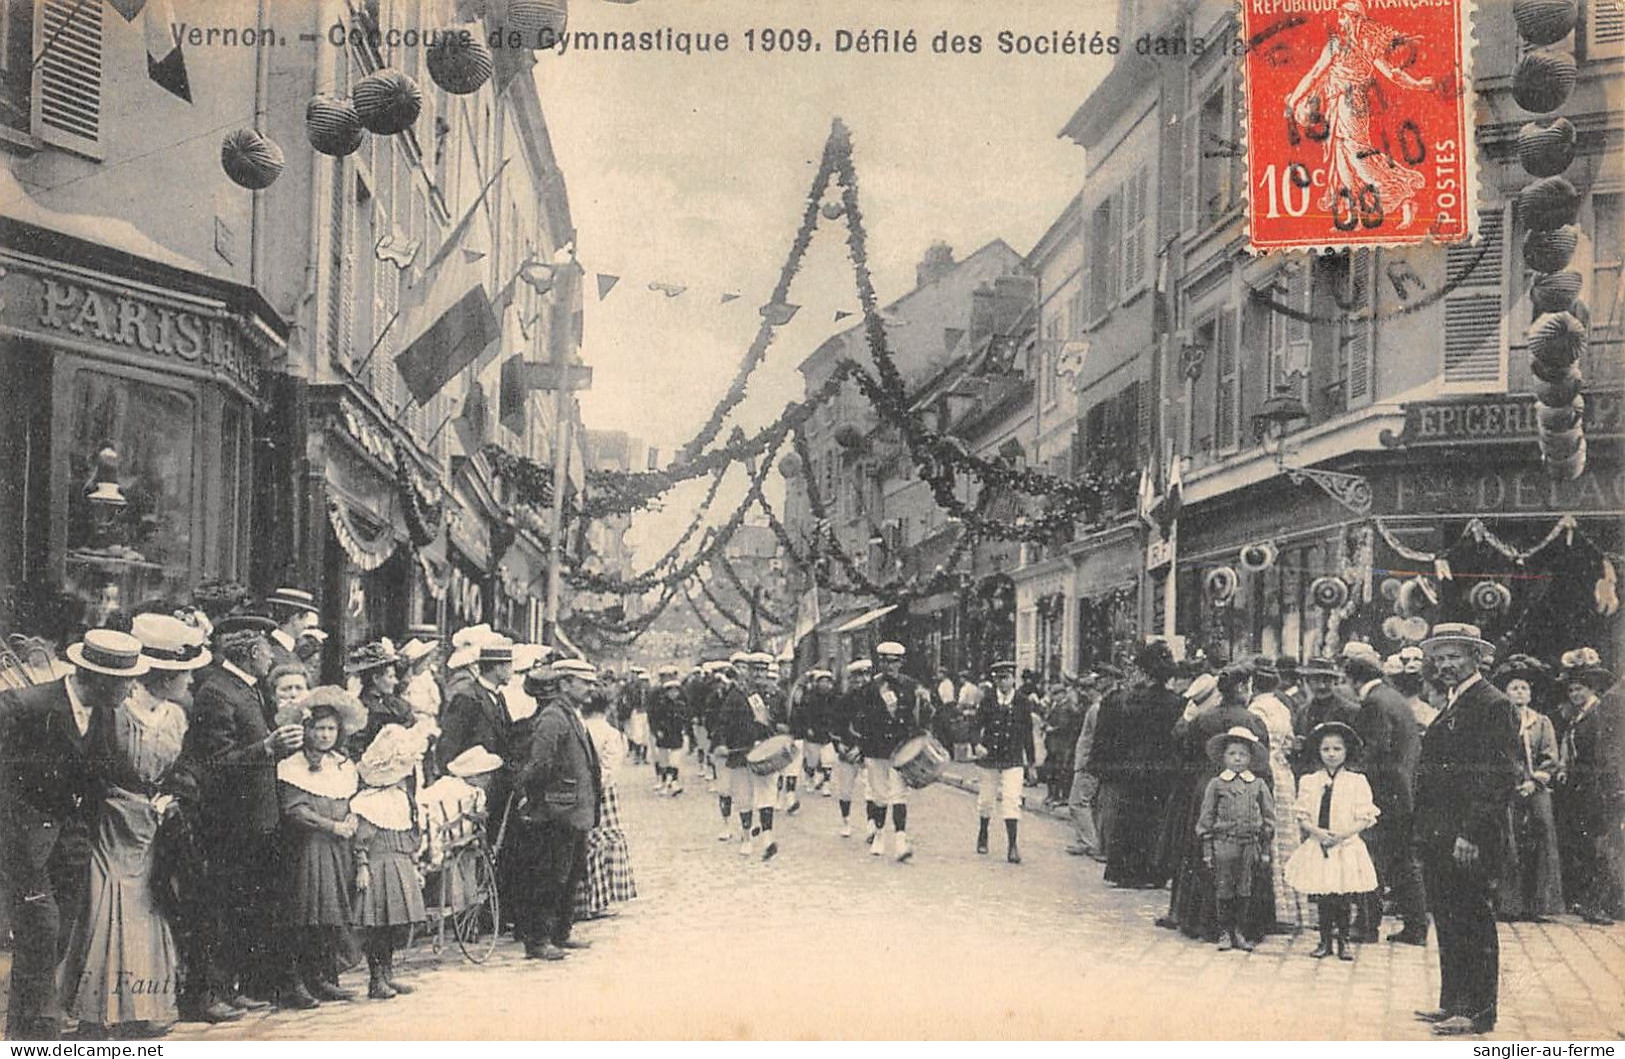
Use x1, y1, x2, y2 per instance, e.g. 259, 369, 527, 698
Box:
0, 0, 1621, 1042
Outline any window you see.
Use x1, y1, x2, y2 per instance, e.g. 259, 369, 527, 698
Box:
1187, 315, 1218, 455
1590, 192, 1622, 342
1582, 0, 1624, 60
1122, 168, 1150, 295
1194, 79, 1241, 230
64, 369, 196, 615
30, 0, 103, 157
1443, 206, 1507, 387
217, 400, 251, 578
1088, 198, 1121, 321
1040, 316, 1061, 405
1342, 250, 1374, 406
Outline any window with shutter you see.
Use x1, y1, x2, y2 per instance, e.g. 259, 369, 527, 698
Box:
1583, 0, 1624, 59
1122, 168, 1149, 295
1216, 308, 1239, 449
1590, 192, 1622, 344
1089, 199, 1116, 321
1344, 250, 1374, 405
1443, 206, 1507, 388
32, 0, 102, 157
327, 160, 351, 365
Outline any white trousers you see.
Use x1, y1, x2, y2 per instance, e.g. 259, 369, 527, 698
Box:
803, 742, 829, 771
833, 757, 863, 801
726, 766, 776, 812
865, 757, 907, 806
976, 766, 1024, 820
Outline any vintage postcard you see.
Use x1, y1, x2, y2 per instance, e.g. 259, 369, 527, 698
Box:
0, 0, 1621, 1044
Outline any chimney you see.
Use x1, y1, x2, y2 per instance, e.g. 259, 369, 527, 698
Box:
916, 241, 956, 289
967, 283, 998, 347
992, 275, 1039, 335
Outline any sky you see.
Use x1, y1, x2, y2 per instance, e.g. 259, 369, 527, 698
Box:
531, 0, 1119, 563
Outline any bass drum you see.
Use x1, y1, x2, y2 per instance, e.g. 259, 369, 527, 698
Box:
746, 734, 796, 776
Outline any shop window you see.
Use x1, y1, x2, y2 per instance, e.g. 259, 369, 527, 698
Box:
216, 399, 252, 579
65, 371, 195, 622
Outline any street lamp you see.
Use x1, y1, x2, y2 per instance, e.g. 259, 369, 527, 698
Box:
1251, 377, 1373, 518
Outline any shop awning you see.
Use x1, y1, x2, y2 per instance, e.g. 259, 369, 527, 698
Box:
836, 603, 897, 634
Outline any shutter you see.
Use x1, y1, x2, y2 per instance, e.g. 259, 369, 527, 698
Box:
1136, 371, 1151, 456
1443, 207, 1507, 386
327, 160, 350, 363
1122, 169, 1148, 294
1216, 308, 1238, 449
1585, 0, 1624, 58
1078, 214, 1093, 326
33, 0, 102, 157
1345, 250, 1374, 404
1106, 192, 1123, 310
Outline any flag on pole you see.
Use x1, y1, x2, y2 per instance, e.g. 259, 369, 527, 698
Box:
1137, 460, 1156, 526
107, 0, 191, 101
1152, 237, 1175, 337
1154, 452, 1184, 531
792, 584, 820, 645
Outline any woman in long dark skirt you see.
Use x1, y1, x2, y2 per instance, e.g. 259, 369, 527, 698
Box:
1088, 641, 1183, 888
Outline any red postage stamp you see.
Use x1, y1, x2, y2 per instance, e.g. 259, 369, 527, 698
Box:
1239, 0, 1474, 252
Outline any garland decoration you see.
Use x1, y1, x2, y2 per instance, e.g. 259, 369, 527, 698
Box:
395, 442, 446, 547
327, 495, 399, 572
695, 575, 753, 631
680, 580, 738, 647
715, 552, 788, 627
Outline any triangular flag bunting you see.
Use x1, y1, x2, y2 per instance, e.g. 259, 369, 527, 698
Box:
719, 292, 741, 304
596, 273, 620, 300
648, 281, 687, 298
760, 301, 800, 326
833, 310, 853, 322
143, 0, 190, 102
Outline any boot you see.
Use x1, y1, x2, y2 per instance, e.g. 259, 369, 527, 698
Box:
976, 817, 990, 855
1005, 819, 1021, 864
383, 955, 415, 995
1335, 903, 1354, 961
1216, 900, 1234, 951
280, 980, 320, 1010
367, 958, 397, 1000
1309, 915, 1334, 959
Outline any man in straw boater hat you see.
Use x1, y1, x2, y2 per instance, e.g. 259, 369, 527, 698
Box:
0, 630, 149, 1038
183, 613, 305, 1016
856, 641, 930, 862
971, 660, 1037, 864
1554, 646, 1623, 925
438, 634, 513, 781
263, 587, 321, 682
1412, 622, 1520, 1036
515, 657, 603, 961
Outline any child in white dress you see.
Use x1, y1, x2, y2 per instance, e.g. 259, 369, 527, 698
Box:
1284, 721, 1379, 961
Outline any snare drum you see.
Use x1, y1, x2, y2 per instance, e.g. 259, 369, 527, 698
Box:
746, 734, 796, 776
893, 734, 949, 789
838, 743, 864, 766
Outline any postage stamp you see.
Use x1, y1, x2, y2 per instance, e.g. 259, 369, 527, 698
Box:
1239, 0, 1475, 252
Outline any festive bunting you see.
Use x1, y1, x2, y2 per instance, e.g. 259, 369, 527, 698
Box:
648, 281, 687, 298
833, 310, 853, 322
596, 273, 620, 299
720, 292, 741, 304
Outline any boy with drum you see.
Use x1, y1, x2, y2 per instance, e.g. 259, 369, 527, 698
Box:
973, 660, 1038, 863
720, 653, 784, 860
832, 660, 873, 838
857, 642, 932, 862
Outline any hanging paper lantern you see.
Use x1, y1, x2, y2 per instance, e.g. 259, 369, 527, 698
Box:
353, 69, 422, 135
426, 31, 493, 95
505, 0, 568, 41
1522, 225, 1579, 273
1380, 577, 1403, 603
1527, 311, 1587, 377
1533, 361, 1584, 406
1238, 541, 1277, 573
1519, 175, 1582, 230
777, 452, 803, 479
1516, 117, 1577, 178
1381, 615, 1406, 642
1531, 271, 1583, 314
1545, 435, 1587, 481
821, 202, 844, 220
1514, 0, 1580, 45
1204, 566, 1239, 605
1512, 49, 1578, 113
1468, 580, 1514, 616
220, 129, 284, 190
305, 94, 364, 157
1401, 616, 1431, 643
1539, 420, 1584, 459
1537, 394, 1585, 433
1310, 576, 1350, 610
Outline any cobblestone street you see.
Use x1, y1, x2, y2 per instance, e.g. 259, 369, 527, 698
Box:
161, 758, 1625, 1041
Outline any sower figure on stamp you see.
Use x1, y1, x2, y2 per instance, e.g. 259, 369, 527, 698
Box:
0, 630, 145, 1039
1412, 623, 1520, 1037
515, 658, 602, 961
971, 660, 1037, 864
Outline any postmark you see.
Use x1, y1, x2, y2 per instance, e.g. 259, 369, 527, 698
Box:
1239, 0, 1475, 252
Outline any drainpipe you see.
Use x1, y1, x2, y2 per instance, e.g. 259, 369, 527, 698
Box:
250, 0, 271, 290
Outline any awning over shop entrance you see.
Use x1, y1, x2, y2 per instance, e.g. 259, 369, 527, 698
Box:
836, 603, 897, 634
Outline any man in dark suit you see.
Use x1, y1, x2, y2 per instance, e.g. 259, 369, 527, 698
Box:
972, 660, 1038, 863
516, 658, 602, 961
1343, 642, 1427, 945
856, 642, 931, 862
438, 637, 514, 782
1413, 623, 1520, 1036
183, 617, 304, 1016
0, 630, 147, 1039
263, 587, 319, 682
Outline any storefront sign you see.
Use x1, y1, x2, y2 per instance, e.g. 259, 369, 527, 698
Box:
1387, 460, 1625, 517
1380, 390, 1624, 448
1146, 523, 1177, 571
0, 264, 263, 396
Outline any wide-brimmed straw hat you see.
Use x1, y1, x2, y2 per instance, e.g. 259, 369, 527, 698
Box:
1205, 725, 1267, 772
345, 639, 399, 675
399, 637, 439, 666
266, 587, 319, 615
280, 685, 369, 735
446, 745, 504, 778
1185, 673, 1221, 711
357, 723, 427, 787
131, 614, 212, 672
1559, 647, 1615, 692
65, 629, 151, 678
1420, 622, 1493, 654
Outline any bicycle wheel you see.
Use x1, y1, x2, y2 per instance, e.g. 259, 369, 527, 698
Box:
454, 843, 501, 964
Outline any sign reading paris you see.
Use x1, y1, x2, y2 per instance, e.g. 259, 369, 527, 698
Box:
1239, 0, 1472, 251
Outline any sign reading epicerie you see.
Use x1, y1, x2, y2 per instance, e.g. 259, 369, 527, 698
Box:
1238, 0, 1472, 251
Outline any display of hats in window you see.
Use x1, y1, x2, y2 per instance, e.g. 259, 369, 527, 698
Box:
1381, 615, 1406, 642
1468, 580, 1514, 617
1522, 224, 1579, 273
1309, 575, 1350, 611
220, 128, 284, 190
1518, 174, 1582, 230
1238, 541, 1277, 573
1516, 117, 1577, 178
305, 94, 364, 157
1530, 270, 1583, 313
1204, 566, 1239, 605
353, 69, 423, 135
1513, 47, 1579, 113
1513, 0, 1580, 44
426, 30, 494, 95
